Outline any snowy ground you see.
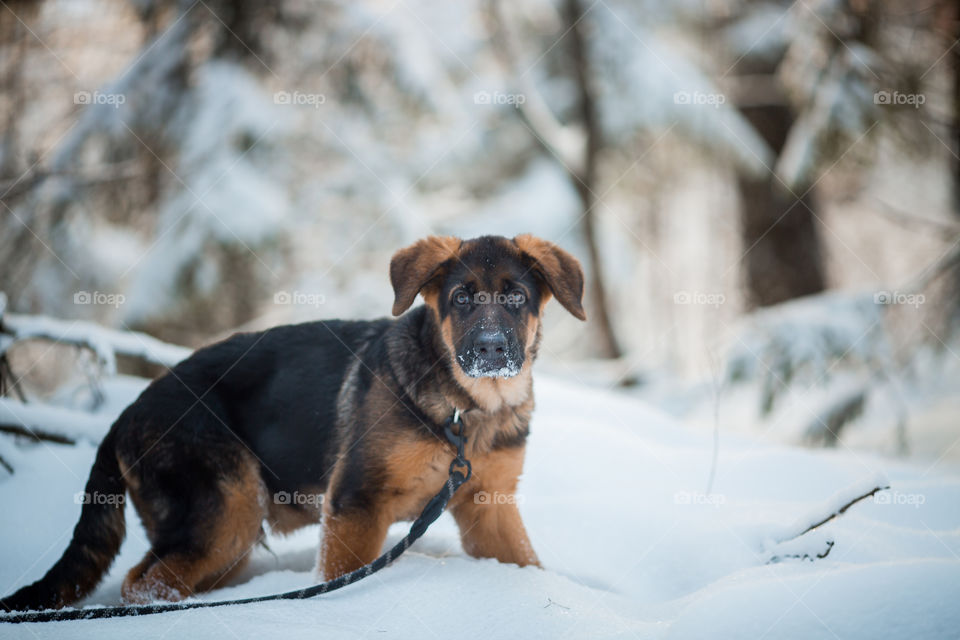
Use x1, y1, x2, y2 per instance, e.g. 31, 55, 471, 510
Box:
1, 375, 959, 638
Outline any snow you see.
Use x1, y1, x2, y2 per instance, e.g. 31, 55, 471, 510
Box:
456, 354, 523, 379
588, 0, 774, 175
2, 374, 958, 638
0, 398, 107, 444
3, 312, 191, 373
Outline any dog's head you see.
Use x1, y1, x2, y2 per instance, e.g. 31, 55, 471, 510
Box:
390, 234, 586, 379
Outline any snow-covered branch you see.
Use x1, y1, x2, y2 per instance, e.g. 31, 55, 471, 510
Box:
0, 397, 110, 445
764, 476, 889, 563
778, 475, 890, 543
485, 0, 586, 177
1, 311, 191, 373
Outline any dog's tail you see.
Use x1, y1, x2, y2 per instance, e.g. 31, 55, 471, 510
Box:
0, 428, 126, 612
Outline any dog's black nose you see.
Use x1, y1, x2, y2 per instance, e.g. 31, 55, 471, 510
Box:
476, 331, 507, 356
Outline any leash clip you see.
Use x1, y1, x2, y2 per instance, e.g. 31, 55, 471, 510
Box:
443, 408, 471, 483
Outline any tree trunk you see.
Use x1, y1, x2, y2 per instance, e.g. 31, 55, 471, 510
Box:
565, 0, 622, 359
736, 103, 826, 307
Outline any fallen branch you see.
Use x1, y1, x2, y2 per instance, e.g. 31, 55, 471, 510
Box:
796, 485, 888, 538
769, 539, 834, 564
0, 397, 109, 444
0, 423, 76, 446
1, 311, 191, 373
762, 480, 887, 564
777, 480, 890, 545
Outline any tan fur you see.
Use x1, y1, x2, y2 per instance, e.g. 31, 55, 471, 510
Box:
119, 458, 155, 539
380, 434, 451, 521
319, 436, 537, 580
319, 508, 391, 580
121, 458, 266, 603
267, 502, 322, 536
437, 310, 534, 415
266, 485, 324, 535
390, 236, 461, 316
513, 234, 587, 321
449, 446, 539, 567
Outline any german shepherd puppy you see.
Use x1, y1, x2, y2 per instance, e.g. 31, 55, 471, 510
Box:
1, 234, 585, 611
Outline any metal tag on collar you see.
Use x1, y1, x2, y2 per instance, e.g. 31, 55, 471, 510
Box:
444, 408, 465, 448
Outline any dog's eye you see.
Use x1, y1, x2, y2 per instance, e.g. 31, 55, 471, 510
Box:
454, 290, 471, 306
507, 289, 526, 306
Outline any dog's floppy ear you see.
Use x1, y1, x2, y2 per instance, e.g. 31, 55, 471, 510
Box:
514, 234, 586, 321
390, 236, 461, 316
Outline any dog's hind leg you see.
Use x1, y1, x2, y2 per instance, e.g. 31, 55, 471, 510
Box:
120, 452, 266, 604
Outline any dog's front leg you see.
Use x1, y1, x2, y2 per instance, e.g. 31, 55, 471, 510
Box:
449, 446, 541, 568
318, 499, 390, 580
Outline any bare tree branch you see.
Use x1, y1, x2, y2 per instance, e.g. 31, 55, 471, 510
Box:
485, 0, 586, 176
0, 423, 75, 446
789, 484, 889, 542
873, 198, 960, 237
0, 161, 144, 202
769, 539, 835, 564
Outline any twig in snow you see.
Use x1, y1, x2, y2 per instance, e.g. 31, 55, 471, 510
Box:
0, 423, 76, 446
544, 598, 571, 610
0, 452, 12, 475
769, 539, 834, 564
787, 485, 889, 542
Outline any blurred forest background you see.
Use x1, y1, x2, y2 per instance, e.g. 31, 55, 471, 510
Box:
1, 0, 959, 468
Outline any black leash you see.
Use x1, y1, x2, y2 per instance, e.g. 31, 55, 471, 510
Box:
1, 411, 471, 624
